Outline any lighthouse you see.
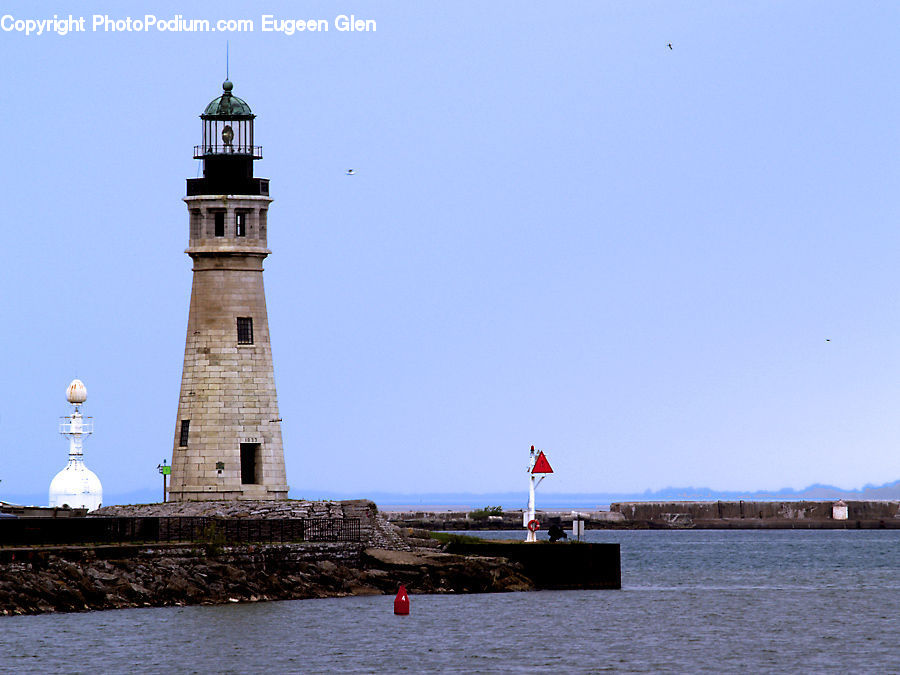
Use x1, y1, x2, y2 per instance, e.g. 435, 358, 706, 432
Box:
168, 79, 289, 501
49, 379, 103, 510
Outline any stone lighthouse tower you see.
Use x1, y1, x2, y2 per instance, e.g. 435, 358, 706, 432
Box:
168, 80, 289, 501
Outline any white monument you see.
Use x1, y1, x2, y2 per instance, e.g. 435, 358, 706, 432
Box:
49, 379, 103, 510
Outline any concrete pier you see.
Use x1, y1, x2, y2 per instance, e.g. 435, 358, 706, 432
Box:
444, 541, 621, 589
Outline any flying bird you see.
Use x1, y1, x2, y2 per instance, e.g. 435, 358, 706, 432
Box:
346, 168, 357, 175
667, 43, 673, 50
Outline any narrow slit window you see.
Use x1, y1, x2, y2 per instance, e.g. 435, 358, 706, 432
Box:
237, 317, 254, 345
259, 209, 267, 240
190, 210, 201, 239
236, 212, 246, 237
214, 211, 225, 237
178, 420, 190, 447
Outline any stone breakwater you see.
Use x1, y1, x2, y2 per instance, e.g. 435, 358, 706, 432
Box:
386, 500, 900, 530
0, 501, 538, 616
609, 500, 900, 528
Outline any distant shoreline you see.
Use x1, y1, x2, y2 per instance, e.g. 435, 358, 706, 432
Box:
5, 479, 900, 510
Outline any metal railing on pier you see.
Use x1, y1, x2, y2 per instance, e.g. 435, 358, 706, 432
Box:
0, 517, 361, 547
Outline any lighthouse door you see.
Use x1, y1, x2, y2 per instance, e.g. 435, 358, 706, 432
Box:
240, 443, 261, 484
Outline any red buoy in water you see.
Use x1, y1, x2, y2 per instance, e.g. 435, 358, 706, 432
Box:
394, 585, 410, 615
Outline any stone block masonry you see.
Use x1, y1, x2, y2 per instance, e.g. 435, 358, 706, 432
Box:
609, 500, 900, 528
169, 195, 289, 501
92, 500, 411, 552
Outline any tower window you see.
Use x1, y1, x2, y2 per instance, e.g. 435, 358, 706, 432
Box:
240, 443, 261, 484
236, 212, 246, 237
190, 210, 201, 239
214, 211, 225, 237
179, 420, 190, 447
237, 317, 254, 345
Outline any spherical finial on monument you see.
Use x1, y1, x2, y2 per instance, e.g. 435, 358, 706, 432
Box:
223, 80, 233, 92
66, 379, 87, 405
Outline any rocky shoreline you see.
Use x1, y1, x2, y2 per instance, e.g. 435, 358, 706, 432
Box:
0, 542, 533, 616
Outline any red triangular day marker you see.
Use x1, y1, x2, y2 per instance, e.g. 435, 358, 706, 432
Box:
531, 451, 553, 474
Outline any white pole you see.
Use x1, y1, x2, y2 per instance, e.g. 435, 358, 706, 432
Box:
526, 446, 536, 542
68, 412, 84, 459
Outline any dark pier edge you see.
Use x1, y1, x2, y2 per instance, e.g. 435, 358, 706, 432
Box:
444, 541, 622, 590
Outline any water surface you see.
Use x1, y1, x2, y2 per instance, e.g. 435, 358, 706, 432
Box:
1, 530, 897, 673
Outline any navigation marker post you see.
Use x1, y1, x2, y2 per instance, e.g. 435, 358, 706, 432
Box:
157, 460, 171, 502
525, 445, 553, 542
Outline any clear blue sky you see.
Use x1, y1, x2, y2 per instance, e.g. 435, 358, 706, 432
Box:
2, 1, 899, 502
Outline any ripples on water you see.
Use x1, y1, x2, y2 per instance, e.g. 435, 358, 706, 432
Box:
1, 530, 898, 673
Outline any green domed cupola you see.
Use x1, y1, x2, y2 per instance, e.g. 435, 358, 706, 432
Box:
203, 80, 254, 117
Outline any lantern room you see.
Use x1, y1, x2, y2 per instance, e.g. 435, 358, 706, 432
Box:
187, 80, 269, 197
194, 80, 261, 158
